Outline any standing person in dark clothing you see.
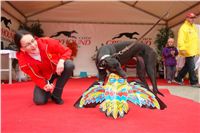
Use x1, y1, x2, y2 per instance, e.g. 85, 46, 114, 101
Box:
162, 38, 178, 83
14, 29, 75, 105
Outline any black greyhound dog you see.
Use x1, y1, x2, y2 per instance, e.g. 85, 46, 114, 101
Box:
96, 41, 163, 96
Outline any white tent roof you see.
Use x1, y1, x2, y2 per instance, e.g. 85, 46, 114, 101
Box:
2, 1, 200, 28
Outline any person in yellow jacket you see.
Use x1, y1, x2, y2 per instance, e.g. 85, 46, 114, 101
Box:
175, 12, 200, 87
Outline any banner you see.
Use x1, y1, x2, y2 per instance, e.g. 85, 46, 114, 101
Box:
1, 11, 20, 49
40, 23, 162, 76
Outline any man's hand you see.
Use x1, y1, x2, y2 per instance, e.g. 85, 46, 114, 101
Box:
44, 83, 55, 92
171, 50, 175, 56
179, 50, 187, 56
56, 59, 65, 76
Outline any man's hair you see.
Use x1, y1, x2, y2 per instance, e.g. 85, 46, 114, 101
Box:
14, 29, 33, 51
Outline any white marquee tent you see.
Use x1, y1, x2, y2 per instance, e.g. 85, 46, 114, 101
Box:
2, 1, 200, 28
1, 1, 200, 78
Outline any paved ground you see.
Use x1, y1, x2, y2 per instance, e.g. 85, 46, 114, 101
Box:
157, 85, 200, 103
127, 70, 200, 103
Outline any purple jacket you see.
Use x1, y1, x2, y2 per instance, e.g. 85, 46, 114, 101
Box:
162, 46, 178, 66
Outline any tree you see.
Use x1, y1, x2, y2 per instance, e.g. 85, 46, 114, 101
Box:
155, 26, 174, 57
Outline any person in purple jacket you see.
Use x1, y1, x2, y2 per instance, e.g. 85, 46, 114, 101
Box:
162, 38, 179, 83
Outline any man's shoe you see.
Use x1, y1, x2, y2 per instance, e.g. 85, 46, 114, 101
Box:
191, 84, 200, 88
174, 78, 184, 85
51, 95, 64, 105
167, 80, 172, 84
171, 80, 176, 83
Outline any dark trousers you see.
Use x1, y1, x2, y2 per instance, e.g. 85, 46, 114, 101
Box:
175, 56, 198, 85
166, 66, 176, 81
33, 60, 74, 105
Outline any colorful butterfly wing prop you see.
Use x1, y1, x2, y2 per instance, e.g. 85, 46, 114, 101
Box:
128, 82, 166, 110
100, 100, 129, 119
99, 84, 130, 119
74, 73, 166, 119
98, 74, 133, 119
78, 84, 105, 108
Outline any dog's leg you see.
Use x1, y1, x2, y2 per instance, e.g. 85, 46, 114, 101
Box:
98, 69, 107, 83
145, 57, 164, 96
116, 65, 127, 79
136, 56, 151, 91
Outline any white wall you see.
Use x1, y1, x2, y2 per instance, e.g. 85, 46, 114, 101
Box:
40, 22, 162, 76
1, 11, 20, 80
1, 11, 20, 48
171, 25, 180, 45
1, 12, 164, 80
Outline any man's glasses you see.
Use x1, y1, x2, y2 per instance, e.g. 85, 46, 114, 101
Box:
21, 39, 36, 48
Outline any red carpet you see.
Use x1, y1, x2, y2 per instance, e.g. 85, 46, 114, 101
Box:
1, 77, 190, 86
1, 78, 200, 133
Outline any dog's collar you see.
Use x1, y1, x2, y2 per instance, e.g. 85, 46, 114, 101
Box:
98, 54, 110, 70
100, 54, 110, 61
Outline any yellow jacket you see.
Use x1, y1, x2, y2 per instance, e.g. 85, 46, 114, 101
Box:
177, 20, 199, 57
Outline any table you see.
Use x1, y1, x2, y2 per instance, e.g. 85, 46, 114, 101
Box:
0, 50, 17, 84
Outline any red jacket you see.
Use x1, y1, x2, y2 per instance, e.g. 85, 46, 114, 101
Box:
17, 37, 72, 89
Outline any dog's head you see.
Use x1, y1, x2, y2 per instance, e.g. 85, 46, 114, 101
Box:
98, 55, 127, 78
98, 55, 119, 70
